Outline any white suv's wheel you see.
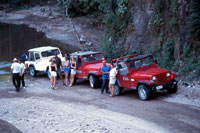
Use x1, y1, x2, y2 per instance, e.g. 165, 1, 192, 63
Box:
29, 66, 37, 77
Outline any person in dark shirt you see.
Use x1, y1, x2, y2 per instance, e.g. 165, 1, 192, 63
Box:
49, 59, 58, 89
55, 54, 63, 84
100, 60, 110, 94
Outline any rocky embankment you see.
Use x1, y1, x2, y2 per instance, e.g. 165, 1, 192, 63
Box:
161, 80, 200, 107
0, 5, 103, 50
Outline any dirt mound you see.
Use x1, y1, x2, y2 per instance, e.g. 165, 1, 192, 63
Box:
0, 119, 22, 133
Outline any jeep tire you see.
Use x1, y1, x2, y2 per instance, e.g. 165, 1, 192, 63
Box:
114, 84, 122, 96
167, 84, 177, 94
138, 85, 152, 100
89, 75, 98, 88
29, 66, 37, 77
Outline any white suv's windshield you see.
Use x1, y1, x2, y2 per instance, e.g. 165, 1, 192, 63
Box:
129, 56, 154, 69
82, 54, 104, 63
41, 49, 60, 57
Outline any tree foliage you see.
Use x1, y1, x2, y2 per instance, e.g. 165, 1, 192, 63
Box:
188, 0, 200, 43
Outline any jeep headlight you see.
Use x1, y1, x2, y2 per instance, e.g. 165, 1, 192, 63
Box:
152, 76, 156, 80
166, 72, 170, 77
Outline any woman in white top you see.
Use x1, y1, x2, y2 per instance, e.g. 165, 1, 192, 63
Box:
109, 64, 118, 97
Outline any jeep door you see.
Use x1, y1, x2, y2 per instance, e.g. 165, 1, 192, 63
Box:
76, 56, 86, 78
34, 52, 42, 71
117, 62, 132, 88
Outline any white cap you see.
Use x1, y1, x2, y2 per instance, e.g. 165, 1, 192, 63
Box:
13, 58, 17, 62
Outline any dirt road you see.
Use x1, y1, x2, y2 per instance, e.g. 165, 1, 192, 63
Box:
0, 76, 200, 133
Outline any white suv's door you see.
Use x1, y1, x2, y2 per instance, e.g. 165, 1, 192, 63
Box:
34, 52, 42, 71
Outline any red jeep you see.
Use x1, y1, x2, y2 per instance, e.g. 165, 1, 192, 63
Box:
70, 51, 107, 88
111, 54, 178, 100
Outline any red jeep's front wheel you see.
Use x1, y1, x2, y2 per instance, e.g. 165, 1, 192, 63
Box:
89, 75, 99, 88
138, 85, 152, 101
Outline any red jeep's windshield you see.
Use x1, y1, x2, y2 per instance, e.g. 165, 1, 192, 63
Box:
129, 56, 154, 69
82, 53, 104, 63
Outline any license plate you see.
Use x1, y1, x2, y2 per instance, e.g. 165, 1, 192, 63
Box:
156, 85, 163, 90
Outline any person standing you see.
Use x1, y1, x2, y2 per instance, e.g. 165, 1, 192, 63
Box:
63, 56, 71, 86
69, 57, 77, 87
101, 60, 110, 94
11, 58, 21, 91
109, 64, 118, 97
49, 59, 58, 90
55, 54, 63, 83
19, 59, 26, 89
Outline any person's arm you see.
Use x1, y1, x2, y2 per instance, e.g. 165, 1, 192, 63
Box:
22, 64, 26, 74
10, 64, 13, 74
55, 64, 58, 71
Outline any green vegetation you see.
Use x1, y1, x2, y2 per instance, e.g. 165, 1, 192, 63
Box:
57, 0, 132, 61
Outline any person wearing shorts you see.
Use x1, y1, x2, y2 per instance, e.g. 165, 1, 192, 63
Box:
49, 59, 58, 89
69, 57, 77, 87
109, 64, 118, 97
64, 56, 71, 86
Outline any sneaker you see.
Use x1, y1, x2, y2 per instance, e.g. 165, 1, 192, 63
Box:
23, 87, 26, 89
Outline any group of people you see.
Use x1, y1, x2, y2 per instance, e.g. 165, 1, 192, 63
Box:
10, 54, 118, 97
10, 58, 26, 91
101, 60, 118, 97
49, 54, 77, 90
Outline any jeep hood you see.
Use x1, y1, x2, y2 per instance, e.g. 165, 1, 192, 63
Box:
132, 67, 170, 77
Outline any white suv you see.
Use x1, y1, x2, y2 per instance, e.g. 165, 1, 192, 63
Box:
25, 46, 65, 77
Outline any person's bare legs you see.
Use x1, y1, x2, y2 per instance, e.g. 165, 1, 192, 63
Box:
111, 84, 115, 96
65, 73, 69, 85
51, 77, 54, 88
53, 76, 57, 89
59, 73, 63, 80
109, 84, 112, 93
69, 74, 75, 87
109, 84, 114, 97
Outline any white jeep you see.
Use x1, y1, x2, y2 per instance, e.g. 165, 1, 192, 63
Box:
25, 46, 65, 78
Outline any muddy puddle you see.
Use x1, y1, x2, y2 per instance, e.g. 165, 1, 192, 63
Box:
0, 22, 79, 88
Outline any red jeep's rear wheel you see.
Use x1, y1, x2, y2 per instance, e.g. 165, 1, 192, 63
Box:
114, 84, 122, 96
138, 85, 152, 101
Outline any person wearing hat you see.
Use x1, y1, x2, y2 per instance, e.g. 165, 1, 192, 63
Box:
11, 58, 21, 91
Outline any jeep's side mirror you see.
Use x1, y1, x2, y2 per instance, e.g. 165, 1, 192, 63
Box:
155, 60, 158, 64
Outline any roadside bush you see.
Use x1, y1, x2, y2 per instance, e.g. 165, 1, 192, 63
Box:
156, 38, 175, 70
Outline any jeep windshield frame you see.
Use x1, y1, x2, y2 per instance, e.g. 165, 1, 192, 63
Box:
82, 53, 104, 63
41, 49, 60, 57
128, 55, 155, 69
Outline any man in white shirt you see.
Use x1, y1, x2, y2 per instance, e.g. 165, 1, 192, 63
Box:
19, 59, 26, 89
11, 58, 21, 91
